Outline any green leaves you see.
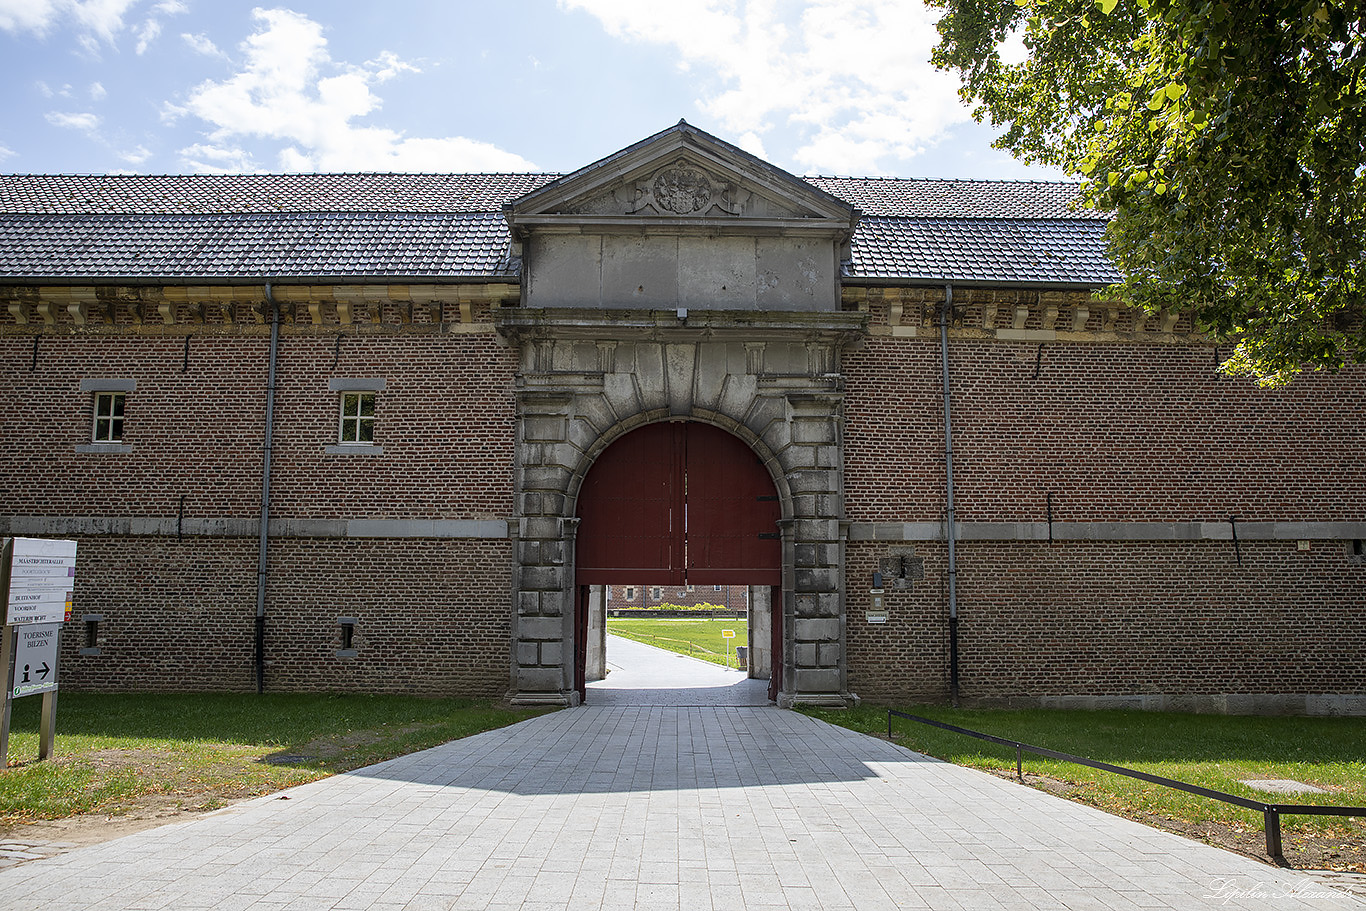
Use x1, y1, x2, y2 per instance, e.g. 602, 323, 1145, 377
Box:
932, 0, 1366, 384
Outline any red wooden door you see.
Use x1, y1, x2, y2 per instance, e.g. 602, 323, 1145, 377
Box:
685, 424, 781, 584
576, 422, 780, 585
576, 422, 685, 584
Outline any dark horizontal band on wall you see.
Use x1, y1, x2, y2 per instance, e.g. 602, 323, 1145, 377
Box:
0, 516, 512, 539
848, 521, 1366, 542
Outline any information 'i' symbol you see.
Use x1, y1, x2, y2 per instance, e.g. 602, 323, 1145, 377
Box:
21, 665, 30, 683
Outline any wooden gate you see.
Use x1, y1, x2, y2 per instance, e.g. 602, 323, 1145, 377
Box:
575, 422, 783, 700
576, 422, 781, 585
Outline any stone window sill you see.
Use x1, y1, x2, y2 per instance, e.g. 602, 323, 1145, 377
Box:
324, 444, 383, 456
75, 443, 133, 454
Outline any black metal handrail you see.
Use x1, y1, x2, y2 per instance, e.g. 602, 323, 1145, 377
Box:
887, 709, 1366, 860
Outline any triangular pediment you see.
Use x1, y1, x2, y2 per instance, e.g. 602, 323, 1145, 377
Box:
505, 121, 858, 232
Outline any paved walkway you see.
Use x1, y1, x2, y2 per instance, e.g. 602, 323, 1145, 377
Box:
0, 641, 1361, 910
588, 633, 769, 706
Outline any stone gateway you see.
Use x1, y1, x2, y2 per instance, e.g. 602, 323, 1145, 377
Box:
1, 122, 1362, 712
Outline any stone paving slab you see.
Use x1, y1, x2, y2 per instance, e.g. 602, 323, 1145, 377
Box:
587, 634, 769, 706
0, 704, 1361, 910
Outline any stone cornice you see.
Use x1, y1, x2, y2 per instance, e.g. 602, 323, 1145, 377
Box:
495, 307, 868, 346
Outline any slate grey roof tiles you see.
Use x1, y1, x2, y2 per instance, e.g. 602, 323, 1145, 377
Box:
0, 173, 1116, 286
804, 176, 1103, 220
849, 217, 1121, 285
0, 173, 559, 215
0, 213, 516, 278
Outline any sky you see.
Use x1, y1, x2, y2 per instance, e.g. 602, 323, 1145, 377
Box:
0, 0, 1063, 180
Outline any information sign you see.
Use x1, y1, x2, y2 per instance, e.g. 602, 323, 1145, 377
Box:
721, 629, 736, 639
6, 538, 76, 626
11, 624, 60, 698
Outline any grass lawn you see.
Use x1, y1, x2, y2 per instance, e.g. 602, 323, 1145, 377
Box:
800, 703, 1366, 870
607, 617, 748, 667
0, 692, 547, 829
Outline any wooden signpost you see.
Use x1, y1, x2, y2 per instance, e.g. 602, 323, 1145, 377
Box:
0, 537, 76, 764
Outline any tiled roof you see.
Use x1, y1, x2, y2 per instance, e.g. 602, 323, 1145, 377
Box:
0, 173, 1114, 286
849, 217, 1120, 285
0, 173, 558, 214
0, 213, 516, 278
805, 176, 1103, 220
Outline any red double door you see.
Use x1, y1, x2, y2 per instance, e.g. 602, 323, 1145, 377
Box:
575, 421, 782, 700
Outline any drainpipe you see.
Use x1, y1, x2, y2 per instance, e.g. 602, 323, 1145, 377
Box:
939, 284, 960, 705
256, 281, 280, 694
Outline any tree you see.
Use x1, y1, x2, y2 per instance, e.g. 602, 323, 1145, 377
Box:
929, 0, 1366, 385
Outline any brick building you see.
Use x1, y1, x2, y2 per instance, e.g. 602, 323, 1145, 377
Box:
605, 586, 747, 612
1, 122, 1362, 711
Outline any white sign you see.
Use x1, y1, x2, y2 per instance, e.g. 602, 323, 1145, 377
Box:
6, 538, 77, 626
11, 623, 60, 698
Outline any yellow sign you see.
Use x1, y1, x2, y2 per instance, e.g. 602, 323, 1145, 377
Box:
721, 629, 735, 639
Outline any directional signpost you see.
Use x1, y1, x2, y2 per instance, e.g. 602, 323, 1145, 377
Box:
1, 537, 76, 764
722, 628, 736, 667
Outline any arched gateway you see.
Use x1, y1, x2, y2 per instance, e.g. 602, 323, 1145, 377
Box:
574, 421, 783, 702
497, 122, 863, 708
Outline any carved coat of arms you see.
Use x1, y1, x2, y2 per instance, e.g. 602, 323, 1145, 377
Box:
652, 167, 713, 214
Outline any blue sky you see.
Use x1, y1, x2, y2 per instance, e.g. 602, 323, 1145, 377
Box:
0, 1, 1063, 180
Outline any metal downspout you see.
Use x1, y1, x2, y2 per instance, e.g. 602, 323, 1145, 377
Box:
939, 285, 960, 704
256, 282, 279, 694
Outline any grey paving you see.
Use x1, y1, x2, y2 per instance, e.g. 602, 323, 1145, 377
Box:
0, 642, 1361, 910
588, 634, 769, 706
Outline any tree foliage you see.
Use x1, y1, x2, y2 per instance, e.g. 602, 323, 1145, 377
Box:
930, 0, 1366, 385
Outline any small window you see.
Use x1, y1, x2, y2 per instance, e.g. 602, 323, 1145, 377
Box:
1351, 540, 1364, 565
714, 585, 723, 592
650, 587, 662, 601
624, 587, 635, 600
93, 392, 126, 442
339, 392, 375, 443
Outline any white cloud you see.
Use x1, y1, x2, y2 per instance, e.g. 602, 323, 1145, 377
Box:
0, 141, 16, 162
134, 16, 158, 52
90, 81, 106, 100
178, 142, 259, 173
181, 31, 225, 57
46, 110, 101, 131
0, 0, 60, 33
174, 8, 537, 172
561, 0, 970, 174
0, 0, 184, 52
119, 144, 151, 164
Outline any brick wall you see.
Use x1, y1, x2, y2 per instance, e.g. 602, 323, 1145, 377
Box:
60, 536, 512, 696
5, 319, 519, 695
846, 540, 1366, 704
843, 303, 1366, 523
606, 584, 748, 610
1, 333, 268, 516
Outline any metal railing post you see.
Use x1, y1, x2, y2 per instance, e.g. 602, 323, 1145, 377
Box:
1264, 808, 1283, 860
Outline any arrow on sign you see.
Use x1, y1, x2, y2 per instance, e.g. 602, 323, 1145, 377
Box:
37, 663, 50, 680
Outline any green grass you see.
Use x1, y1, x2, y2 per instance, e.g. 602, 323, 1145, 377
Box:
0, 692, 548, 827
799, 704, 1366, 838
607, 617, 748, 667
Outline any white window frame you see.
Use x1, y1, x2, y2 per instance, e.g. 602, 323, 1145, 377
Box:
338, 391, 376, 443
92, 391, 126, 443
77, 378, 136, 454
325, 378, 385, 455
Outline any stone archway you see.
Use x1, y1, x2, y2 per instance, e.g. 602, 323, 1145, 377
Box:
500, 311, 863, 708
572, 420, 783, 702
